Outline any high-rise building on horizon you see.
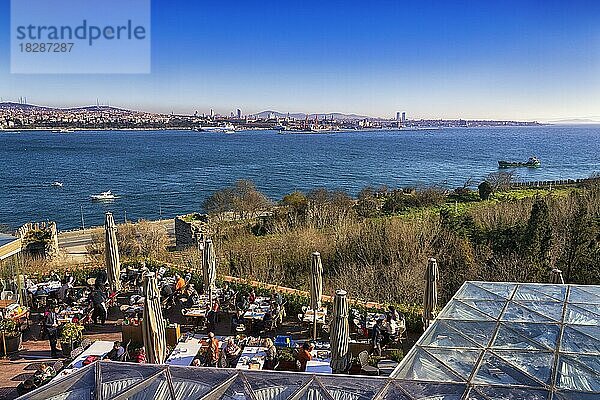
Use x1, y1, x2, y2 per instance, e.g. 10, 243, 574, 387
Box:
401, 112, 406, 123
237, 108, 241, 119
396, 112, 400, 121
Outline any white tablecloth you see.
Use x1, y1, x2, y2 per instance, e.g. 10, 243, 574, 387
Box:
306, 350, 332, 373
53, 340, 114, 380
306, 359, 332, 373
183, 308, 206, 318
243, 310, 266, 320
166, 336, 204, 366
28, 281, 62, 294
303, 308, 327, 324
235, 346, 266, 370
71, 340, 115, 369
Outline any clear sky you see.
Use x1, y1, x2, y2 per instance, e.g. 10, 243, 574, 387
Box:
0, 0, 599, 120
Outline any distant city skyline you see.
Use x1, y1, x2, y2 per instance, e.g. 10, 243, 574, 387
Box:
1, 1, 599, 121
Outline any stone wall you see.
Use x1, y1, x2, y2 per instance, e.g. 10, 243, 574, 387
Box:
17, 221, 59, 259
174, 213, 209, 250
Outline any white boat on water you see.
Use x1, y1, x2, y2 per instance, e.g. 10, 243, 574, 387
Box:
90, 190, 118, 201
196, 123, 236, 133
51, 181, 63, 187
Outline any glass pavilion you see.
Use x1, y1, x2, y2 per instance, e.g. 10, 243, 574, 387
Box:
17, 282, 600, 400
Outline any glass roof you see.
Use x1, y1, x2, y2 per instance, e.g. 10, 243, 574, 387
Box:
393, 281, 600, 399
16, 282, 600, 400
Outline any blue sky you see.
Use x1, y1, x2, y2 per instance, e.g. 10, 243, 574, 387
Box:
0, 0, 599, 120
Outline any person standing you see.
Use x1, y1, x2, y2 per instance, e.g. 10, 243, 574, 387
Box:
205, 332, 220, 367
371, 317, 384, 356
206, 303, 217, 333
44, 305, 60, 358
90, 287, 108, 325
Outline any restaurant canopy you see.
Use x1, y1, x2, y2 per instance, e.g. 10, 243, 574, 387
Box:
392, 281, 600, 400
17, 282, 600, 400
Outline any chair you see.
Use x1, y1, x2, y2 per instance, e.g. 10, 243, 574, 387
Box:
358, 350, 379, 376
52, 360, 64, 373
70, 347, 84, 359
80, 338, 92, 349
1, 291, 15, 301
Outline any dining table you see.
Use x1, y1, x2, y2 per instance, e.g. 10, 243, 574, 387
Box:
306, 349, 332, 373
235, 346, 267, 370
53, 340, 115, 381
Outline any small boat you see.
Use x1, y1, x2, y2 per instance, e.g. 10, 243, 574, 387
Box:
90, 190, 118, 201
51, 181, 64, 187
498, 157, 541, 168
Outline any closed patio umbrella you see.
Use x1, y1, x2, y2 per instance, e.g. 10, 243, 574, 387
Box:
330, 289, 351, 373
423, 257, 439, 330
203, 239, 217, 305
551, 268, 565, 284
310, 252, 323, 340
142, 272, 167, 364
104, 212, 121, 293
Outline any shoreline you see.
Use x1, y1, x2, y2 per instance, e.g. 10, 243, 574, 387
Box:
0, 124, 555, 133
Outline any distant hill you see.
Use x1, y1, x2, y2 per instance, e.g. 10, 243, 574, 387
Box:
0, 102, 142, 114
0, 102, 53, 111
254, 110, 373, 120
549, 118, 600, 124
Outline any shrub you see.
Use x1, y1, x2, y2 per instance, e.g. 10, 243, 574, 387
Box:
478, 181, 493, 200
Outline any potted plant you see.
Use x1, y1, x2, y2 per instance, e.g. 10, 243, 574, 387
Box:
389, 349, 404, 363
0, 318, 22, 355
59, 322, 84, 357
276, 347, 297, 371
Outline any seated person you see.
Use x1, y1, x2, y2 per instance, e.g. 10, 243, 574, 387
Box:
252, 311, 272, 334
174, 274, 186, 294
105, 341, 126, 361
132, 348, 146, 363
32, 363, 56, 386
161, 283, 174, 301
387, 305, 400, 321
236, 295, 249, 313
224, 338, 242, 367
17, 378, 37, 395
230, 312, 244, 334
248, 290, 256, 304
297, 342, 314, 372
264, 338, 278, 370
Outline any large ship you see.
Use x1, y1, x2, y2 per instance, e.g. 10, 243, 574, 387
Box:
498, 157, 541, 168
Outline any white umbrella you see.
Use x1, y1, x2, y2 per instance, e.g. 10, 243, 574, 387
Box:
104, 212, 121, 293
142, 272, 167, 364
203, 239, 217, 304
330, 289, 350, 373
310, 252, 323, 340
423, 257, 439, 330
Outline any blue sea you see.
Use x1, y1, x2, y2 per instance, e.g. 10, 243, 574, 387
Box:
1, 126, 599, 230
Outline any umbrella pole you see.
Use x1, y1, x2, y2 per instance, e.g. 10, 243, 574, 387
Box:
312, 310, 317, 341
2, 331, 6, 359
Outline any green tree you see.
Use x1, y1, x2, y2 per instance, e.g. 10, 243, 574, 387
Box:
525, 198, 553, 280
